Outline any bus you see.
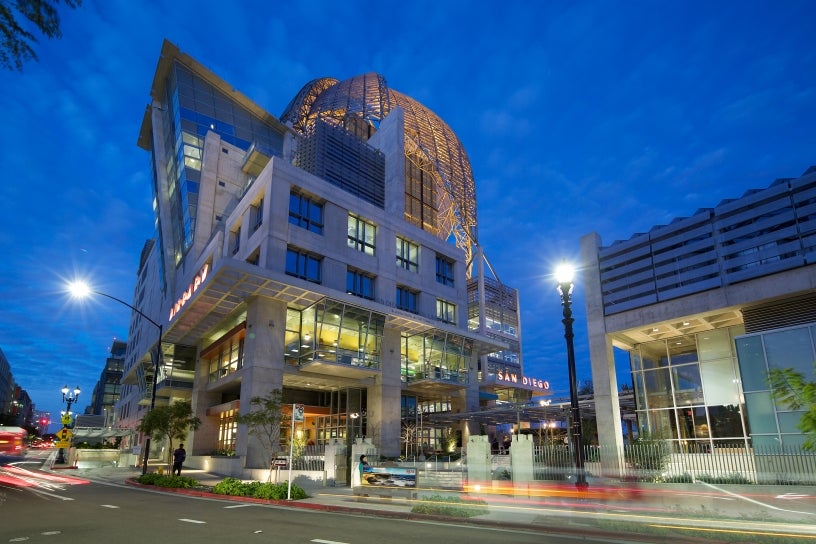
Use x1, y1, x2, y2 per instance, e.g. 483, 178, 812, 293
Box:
0, 426, 28, 458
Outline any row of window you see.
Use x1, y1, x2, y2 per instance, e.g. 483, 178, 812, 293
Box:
284, 247, 456, 323
288, 190, 455, 286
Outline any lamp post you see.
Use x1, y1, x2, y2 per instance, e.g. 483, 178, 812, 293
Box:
55, 385, 80, 464
555, 263, 588, 489
68, 281, 162, 475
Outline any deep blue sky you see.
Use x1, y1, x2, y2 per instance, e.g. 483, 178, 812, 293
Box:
1, 1, 814, 430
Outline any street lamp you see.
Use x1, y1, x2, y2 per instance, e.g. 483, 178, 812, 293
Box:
555, 263, 588, 489
55, 385, 80, 464
68, 281, 163, 475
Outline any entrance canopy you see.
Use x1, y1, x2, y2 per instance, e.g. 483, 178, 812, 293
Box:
70, 427, 132, 439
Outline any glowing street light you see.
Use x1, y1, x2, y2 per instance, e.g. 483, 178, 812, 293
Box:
555, 262, 588, 489
68, 280, 162, 475
55, 385, 80, 464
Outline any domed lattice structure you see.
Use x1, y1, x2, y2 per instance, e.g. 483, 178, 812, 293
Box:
281, 73, 478, 268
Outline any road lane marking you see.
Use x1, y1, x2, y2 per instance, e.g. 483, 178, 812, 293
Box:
179, 518, 207, 524
224, 504, 253, 508
312, 540, 350, 544
28, 489, 74, 501
101, 504, 120, 508
701, 481, 815, 516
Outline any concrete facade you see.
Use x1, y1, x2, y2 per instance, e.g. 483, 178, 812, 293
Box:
115, 40, 528, 470
581, 165, 816, 472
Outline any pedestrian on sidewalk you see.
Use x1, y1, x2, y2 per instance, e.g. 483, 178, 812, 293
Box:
172, 443, 186, 476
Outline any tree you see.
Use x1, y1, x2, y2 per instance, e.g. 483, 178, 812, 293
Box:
1, 0, 81, 72
768, 366, 816, 451
137, 401, 201, 471
235, 390, 285, 481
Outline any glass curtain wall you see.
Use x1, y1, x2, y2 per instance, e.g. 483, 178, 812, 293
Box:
284, 300, 384, 369
400, 331, 472, 383
736, 323, 816, 448
632, 325, 748, 451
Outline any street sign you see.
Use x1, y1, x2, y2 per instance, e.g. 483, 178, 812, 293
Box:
273, 458, 287, 467
58, 428, 72, 440
60, 413, 73, 425
55, 439, 71, 449
293, 403, 304, 422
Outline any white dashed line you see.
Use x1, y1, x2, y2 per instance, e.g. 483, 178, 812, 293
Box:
311, 540, 350, 544
179, 518, 207, 524
101, 504, 120, 508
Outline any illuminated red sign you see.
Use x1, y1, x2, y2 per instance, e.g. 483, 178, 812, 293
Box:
169, 263, 210, 321
496, 370, 549, 390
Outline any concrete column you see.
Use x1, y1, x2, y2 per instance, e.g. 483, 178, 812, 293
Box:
465, 435, 492, 485
366, 326, 402, 457
238, 296, 287, 468
509, 434, 534, 494
580, 233, 625, 477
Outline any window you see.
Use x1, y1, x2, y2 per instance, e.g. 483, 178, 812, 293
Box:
204, 333, 245, 382
348, 214, 376, 255
435, 255, 455, 286
436, 298, 456, 324
286, 248, 321, 283
396, 237, 419, 272
217, 409, 238, 453
289, 191, 324, 234
396, 286, 418, 313
347, 268, 375, 300
231, 226, 241, 255
252, 197, 263, 231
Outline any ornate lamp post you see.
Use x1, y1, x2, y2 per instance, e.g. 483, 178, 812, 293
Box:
55, 385, 80, 464
555, 263, 588, 489
68, 281, 163, 475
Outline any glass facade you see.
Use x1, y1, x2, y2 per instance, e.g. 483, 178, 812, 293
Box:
736, 323, 816, 448
161, 62, 283, 265
401, 331, 472, 384
284, 300, 385, 369
631, 325, 748, 451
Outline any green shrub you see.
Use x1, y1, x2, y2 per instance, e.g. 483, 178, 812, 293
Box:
212, 477, 248, 496
697, 473, 752, 485
252, 482, 308, 500
411, 494, 488, 518
662, 473, 693, 483
211, 478, 308, 500
135, 473, 199, 488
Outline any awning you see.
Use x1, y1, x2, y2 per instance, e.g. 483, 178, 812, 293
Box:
71, 427, 132, 439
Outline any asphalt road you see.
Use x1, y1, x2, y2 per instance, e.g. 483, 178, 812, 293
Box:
0, 462, 676, 544
3, 454, 815, 544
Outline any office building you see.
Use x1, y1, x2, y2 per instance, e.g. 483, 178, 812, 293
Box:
581, 166, 816, 470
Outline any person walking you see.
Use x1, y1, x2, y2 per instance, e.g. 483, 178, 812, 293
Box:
172, 443, 186, 476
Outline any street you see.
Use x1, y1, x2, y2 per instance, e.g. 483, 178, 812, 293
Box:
2, 453, 816, 544
0, 470, 624, 544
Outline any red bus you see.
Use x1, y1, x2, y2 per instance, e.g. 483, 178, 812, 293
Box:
0, 426, 28, 457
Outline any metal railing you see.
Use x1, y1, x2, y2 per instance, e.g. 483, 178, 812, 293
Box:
533, 443, 816, 485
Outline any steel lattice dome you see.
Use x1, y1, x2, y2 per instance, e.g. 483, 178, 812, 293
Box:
281, 73, 477, 263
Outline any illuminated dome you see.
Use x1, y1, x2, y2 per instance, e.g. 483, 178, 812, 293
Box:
281, 73, 478, 266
